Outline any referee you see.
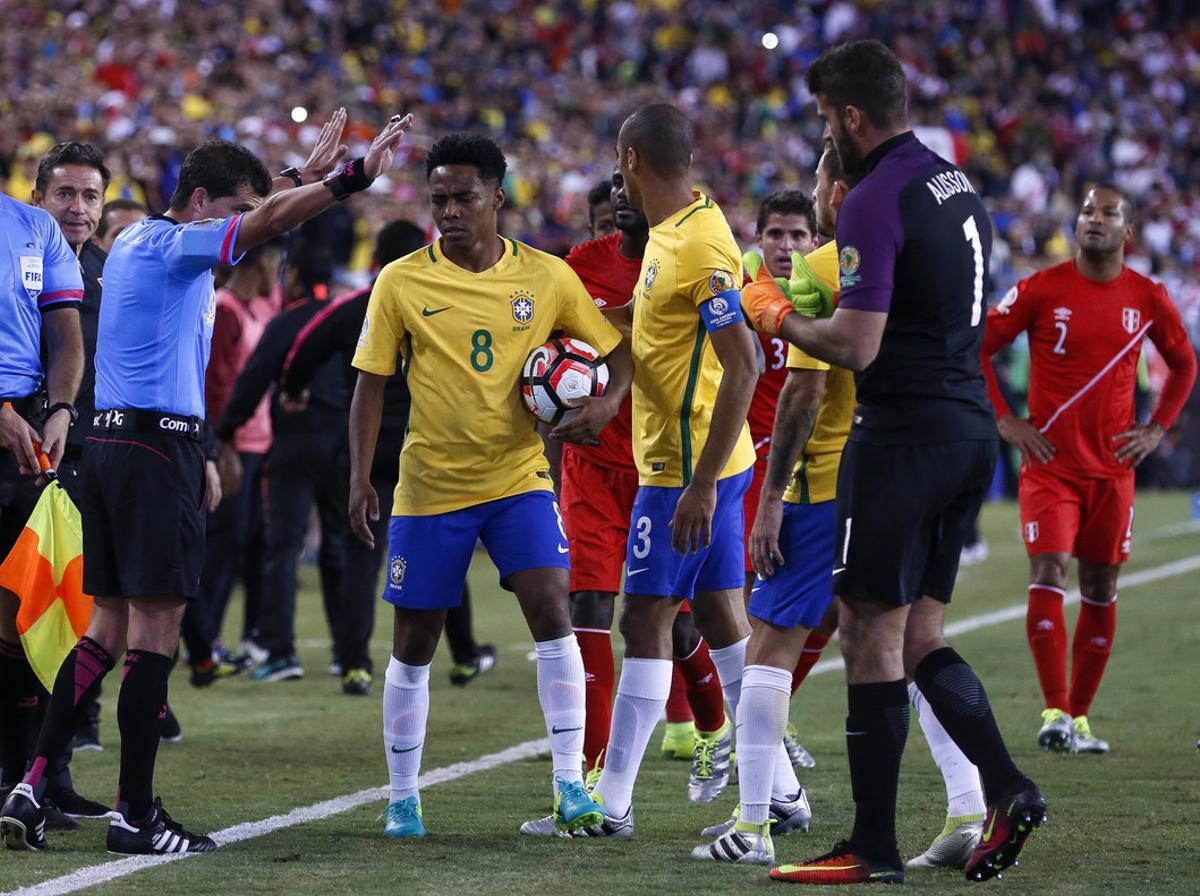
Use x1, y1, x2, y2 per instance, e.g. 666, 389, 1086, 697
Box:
0, 191, 83, 839
1, 108, 413, 855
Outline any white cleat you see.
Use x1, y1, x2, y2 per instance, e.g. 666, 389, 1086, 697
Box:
691, 822, 774, 864
906, 816, 984, 870
573, 805, 634, 838
700, 788, 812, 839
1069, 716, 1110, 754
688, 722, 732, 803
518, 814, 570, 838
1036, 708, 1074, 752
784, 724, 816, 770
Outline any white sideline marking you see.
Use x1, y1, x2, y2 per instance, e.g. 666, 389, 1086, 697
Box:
10, 553, 1199, 896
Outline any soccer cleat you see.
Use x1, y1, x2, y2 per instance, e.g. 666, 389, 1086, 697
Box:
252, 656, 305, 682
584, 754, 603, 793
448, 644, 498, 686
0, 783, 49, 850
47, 787, 111, 819
518, 813, 570, 837
341, 668, 374, 696
553, 777, 603, 831
770, 840, 904, 885
1036, 708, 1073, 752
160, 705, 183, 743
906, 815, 984, 869
660, 721, 697, 760
41, 797, 81, 831
382, 796, 425, 838
784, 723, 817, 770
107, 798, 217, 854
964, 783, 1046, 881
70, 719, 103, 752
701, 788, 812, 839
688, 720, 732, 802
692, 820, 774, 864
190, 656, 240, 688
1069, 716, 1110, 754
573, 803, 634, 838
232, 639, 268, 670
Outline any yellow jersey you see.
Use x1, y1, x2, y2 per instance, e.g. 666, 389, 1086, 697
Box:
631, 193, 756, 487
353, 237, 622, 516
783, 240, 857, 505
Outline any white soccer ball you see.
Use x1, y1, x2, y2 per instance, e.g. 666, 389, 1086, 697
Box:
520, 337, 610, 425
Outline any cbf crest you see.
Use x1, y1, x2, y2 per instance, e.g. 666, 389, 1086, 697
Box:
511, 290, 535, 331
1121, 307, 1142, 334
389, 555, 407, 588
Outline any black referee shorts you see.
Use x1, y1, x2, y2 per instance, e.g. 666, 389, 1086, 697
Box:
79, 431, 207, 599
832, 439, 997, 606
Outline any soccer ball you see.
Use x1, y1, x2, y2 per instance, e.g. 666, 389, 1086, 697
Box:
520, 337, 609, 425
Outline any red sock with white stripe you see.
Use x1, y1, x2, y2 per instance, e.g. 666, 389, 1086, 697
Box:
791, 631, 831, 695
1025, 585, 1069, 711
574, 628, 613, 770
1069, 595, 1117, 718
676, 640, 726, 732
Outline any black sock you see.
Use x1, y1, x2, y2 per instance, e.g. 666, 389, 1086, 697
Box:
117, 650, 173, 822
0, 637, 39, 786
444, 584, 478, 666
28, 637, 115, 796
845, 679, 909, 863
913, 646, 1028, 804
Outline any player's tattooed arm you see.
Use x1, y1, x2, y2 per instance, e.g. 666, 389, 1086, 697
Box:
750, 369, 824, 578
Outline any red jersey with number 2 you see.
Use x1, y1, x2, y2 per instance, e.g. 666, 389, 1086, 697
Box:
563, 234, 638, 473
982, 260, 1195, 479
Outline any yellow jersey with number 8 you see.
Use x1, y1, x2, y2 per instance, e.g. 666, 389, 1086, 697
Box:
353, 237, 622, 516
631, 193, 756, 487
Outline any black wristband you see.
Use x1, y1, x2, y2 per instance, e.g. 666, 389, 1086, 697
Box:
45, 402, 78, 426
323, 158, 373, 201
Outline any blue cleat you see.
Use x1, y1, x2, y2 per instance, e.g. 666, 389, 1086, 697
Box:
382, 797, 425, 838
553, 778, 603, 832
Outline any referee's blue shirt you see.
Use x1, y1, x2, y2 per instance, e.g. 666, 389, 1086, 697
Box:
95, 214, 244, 419
0, 194, 85, 399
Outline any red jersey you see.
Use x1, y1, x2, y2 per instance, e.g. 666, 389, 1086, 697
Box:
982, 260, 1197, 478
744, 262, 791, 460
563, 233, 638, 473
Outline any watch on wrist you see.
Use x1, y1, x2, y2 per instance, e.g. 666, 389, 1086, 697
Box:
280, 166, 304, 188
45, 402, 78, 426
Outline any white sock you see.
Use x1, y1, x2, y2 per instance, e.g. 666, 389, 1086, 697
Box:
593, 657, 673, 818
736, 664, 792, 824
909, 680, 986, 818
535, 634, 587, 787
383, 656, 431, 804
708, 635, 749, 724
771, 740, 801, 802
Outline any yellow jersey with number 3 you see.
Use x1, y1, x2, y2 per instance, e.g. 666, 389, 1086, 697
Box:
783, 239, 857, 505
353, 237, 622, 516
631, 192, 756, 487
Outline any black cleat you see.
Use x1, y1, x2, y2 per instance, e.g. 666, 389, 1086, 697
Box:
449, 644, 498, 686
48, 787, 112, 819
71, 719, 103, 752
965, 783, 1047, 882
107, 798, 217, 855
341, 667, 373, 696
160, 705, 183, 743
41, 797, 80, 831
1, 783, 49, 850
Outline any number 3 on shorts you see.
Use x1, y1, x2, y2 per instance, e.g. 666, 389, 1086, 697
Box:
633, 515, 652, 559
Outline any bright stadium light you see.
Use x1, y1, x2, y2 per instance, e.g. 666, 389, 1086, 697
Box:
762, 32, 779, 50
291, 106, 308, 123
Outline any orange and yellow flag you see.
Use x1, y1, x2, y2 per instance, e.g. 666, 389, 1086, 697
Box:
0, 460, 92, 689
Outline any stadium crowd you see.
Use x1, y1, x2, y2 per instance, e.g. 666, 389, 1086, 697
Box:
2, 0, 1200, 341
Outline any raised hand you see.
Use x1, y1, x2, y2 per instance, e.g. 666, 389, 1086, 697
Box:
300, 107, 349, 183
364, 113, 415, 180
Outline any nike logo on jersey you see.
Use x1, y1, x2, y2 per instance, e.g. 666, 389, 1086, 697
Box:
832, 567, 846, 575
422, 305, 452, 316
390, 743, 422, 753
551, 725, 582, 735
557, 544, 569, 554
625, 567, 649, 576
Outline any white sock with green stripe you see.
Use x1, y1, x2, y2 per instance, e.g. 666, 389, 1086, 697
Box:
384, 656, 430, 803
535, 634, 587, 787
594, 657, 673, 818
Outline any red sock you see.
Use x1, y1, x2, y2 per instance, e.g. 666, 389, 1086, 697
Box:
1026, 585, 1069, 711
665, 664, 693, 724
1069, 596, 1116, 718
574, 628, 613, 769
791, 631, 831, 694
676, 640, 725, 733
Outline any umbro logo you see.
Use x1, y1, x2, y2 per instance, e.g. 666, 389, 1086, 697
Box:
697, 673, 714, 686
1036, 620, 1056, 631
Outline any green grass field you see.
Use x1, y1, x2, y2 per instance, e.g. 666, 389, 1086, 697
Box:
4, 492, 1199, 895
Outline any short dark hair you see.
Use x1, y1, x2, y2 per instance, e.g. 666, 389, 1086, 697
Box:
36, 142, 110, 193
806, 40, 908, 130
284, 241, 334, 290
587, 179, 612, 212
818, 139, 864, 189
621, 103, 692, 178
1085, 182, 1135, 224
96, 198, 148, 239
375, 219, 426, 267
424, 134, 507, 186
756, 190, 816, 236
169, 139, 271, 210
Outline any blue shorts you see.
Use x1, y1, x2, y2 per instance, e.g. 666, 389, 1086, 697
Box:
748, 499, 837, 629
623, 468, 751, 600
384, 490, 569, 610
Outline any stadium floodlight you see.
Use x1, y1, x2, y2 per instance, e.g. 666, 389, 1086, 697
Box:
291, 106, 308, 123
762, 32, 779, 50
